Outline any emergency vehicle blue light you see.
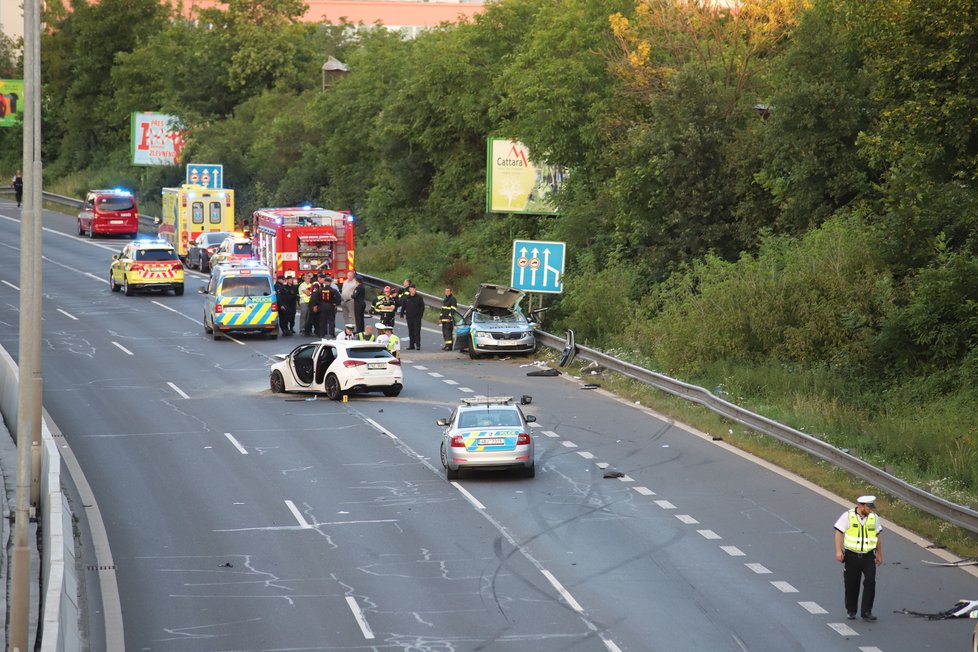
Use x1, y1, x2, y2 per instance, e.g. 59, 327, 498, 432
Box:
113, 187, 131, 195
301, 204, 312, 210
346, 214, 355, 223
274, 217, 282, 224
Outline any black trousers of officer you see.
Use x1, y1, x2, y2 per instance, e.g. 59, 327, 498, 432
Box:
843, 549, 876, 615
317, 308, 337, 338
441, 320, 454, 349
406, 316, 422, 348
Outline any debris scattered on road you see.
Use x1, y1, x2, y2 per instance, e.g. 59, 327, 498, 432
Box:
581, 383, 600, 389
603, 470, 624, 479
528, 368, 560, 377
896, 598, 978, 619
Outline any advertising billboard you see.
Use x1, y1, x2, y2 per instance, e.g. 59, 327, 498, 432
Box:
0, 80, 23, 128
131, 112, 186, 166
486, 138, 566, 215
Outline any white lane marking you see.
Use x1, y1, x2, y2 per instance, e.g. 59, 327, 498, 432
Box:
57, 308, 78, 320
365, 418, 398, 440
603, 639, 624, 652
167, 382, 189, 399
540, 569, 585, 613
633, 486, 655, 496
561, 440, 578, 448
745, 563, 771, 574
458, 387, 474, 393
442, 379, 458, 385
111, 341, 133, 356
223, 432, 248, 455
2, 279, 18, 291
654, 500, 677, 509
528, 422, 541, 428
542, 430, 559, 438
413, 365, 428, 370
619, 474, 634, 482
858, 648, 882, 652
799, 601, 828, 614
345, 596, 375, 639
676, 514, 699, 524
771, 581, 798, 593
720, 546, 745, 557
428, 372, 444, 378
284, 500, 312, 529
697, 529, 721, 540
828, 623, 859, 636
450, 481, 485, 510
577, 451, 596, 460
596, 462, 609, 469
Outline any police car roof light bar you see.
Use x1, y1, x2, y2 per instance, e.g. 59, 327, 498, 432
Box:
460, 396, 514, 406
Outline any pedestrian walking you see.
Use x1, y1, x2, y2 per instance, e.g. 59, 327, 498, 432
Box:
439, 286, 458, 350
834, 495, 884, 621
12, 170, 23, 207
400, 284, 426, 350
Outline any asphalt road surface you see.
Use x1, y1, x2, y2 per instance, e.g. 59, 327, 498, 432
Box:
1, 202, 975, 651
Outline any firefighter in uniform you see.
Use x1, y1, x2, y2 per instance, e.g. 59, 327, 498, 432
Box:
373, 286, 397, 328
310, 281, 340, 338
440, 287, 458, 350
834, 495, 883, 621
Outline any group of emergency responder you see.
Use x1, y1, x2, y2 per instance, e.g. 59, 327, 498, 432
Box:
279, 272, 461, 353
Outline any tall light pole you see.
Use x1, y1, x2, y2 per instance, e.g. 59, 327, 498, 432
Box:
10, 0, 42, 649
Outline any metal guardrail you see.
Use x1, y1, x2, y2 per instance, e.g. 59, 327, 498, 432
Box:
34, 191, 978, 534
359, 273, 978, 535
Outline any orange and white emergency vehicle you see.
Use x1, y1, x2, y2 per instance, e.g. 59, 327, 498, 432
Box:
159, 184, 235, 260
251, 207, 355, 278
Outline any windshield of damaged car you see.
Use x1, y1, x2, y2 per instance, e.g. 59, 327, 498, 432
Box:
472, 307, 527, 323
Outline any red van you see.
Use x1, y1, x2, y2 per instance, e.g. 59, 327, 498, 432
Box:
77, 189, 140, 239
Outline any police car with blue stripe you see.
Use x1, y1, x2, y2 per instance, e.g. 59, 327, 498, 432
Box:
437, 396, 537, 480
200, 260, 279, 340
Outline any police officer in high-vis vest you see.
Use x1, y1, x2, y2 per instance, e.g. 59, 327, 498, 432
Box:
834, 495, 884, 621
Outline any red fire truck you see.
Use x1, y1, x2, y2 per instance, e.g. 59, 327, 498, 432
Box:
251, 207, 355, 278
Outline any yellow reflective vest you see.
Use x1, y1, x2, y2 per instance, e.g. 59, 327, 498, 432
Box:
842, 510, 878, 552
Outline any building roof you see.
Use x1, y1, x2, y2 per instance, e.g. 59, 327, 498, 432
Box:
190, 1, 484, 28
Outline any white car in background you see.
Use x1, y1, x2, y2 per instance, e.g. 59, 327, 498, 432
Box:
269, 339, 403, 400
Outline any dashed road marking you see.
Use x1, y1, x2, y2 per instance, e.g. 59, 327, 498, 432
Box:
561, 441, 578, 448
57, 308, 78, 320
698, 529, 721, 540
428, 372, 444, 378
654, 500, 677, 509
633, 486, 655, 496
284, 500, 312, 529
345, 596, 375, 639
450, 481, 485, 510
111, 341, 133, 356
542, 430, 559, 438
858, 647, 882, 651
799, 601, 828, 614
167, 382, 189, 399
413, 365, 428, 370
771, 581, 798, 593
618, 474, 634, 482
365, 418, 398, 440
540, 569, 585, 613
223, 432, 248, 455
745, 563, 771, 574
442, 379, 458, 385
458, 387, 474, 393
596, 462, 609, 469
577, 451, 595, 459
828, 623, 859, 636
676, 514, 699, 524
720, 546, 745, 557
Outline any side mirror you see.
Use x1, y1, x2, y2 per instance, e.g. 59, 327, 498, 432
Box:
436, 418, 449, 427
525, 415, 537, 423
111, 254, 119, 260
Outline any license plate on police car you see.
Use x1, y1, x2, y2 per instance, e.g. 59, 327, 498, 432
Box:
479, 438, 505, 446
224, 306, 245, 313
367, 363, 386, 369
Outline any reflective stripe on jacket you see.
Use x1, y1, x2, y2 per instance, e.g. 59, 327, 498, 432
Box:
843, 510, 878, 552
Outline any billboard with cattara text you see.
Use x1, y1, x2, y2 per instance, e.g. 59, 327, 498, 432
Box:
486, 138, 566, 215
0, 80, 23, 128
131, 112, 186, 166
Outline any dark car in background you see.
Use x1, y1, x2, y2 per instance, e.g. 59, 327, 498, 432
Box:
186, 231, 232, 272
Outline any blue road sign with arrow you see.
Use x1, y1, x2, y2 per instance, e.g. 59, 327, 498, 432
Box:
511, 240, 565, 293
186, 163, 223, 189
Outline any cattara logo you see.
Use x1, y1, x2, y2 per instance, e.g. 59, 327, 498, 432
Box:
497, 144, 529, 168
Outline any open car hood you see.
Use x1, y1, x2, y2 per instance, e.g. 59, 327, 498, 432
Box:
472, 284, 525, 311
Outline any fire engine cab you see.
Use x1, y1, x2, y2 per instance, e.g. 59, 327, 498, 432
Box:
251, 207, 354, 278
159, 184, 235, 260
